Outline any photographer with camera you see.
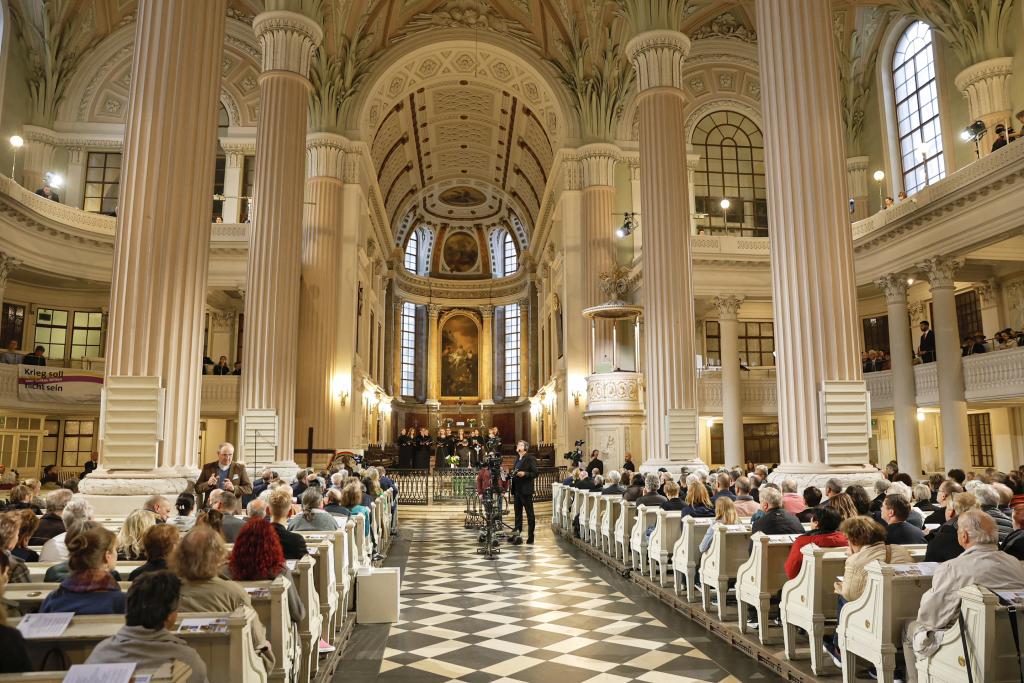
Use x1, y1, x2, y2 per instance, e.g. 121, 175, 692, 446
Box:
510, 440, 538, 544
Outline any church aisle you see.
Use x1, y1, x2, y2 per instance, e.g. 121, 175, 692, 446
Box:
337, 519, 782, 682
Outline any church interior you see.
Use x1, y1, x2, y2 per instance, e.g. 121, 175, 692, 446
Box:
1, 0, 1024, 681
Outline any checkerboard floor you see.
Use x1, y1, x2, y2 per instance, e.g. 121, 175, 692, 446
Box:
342, 520, 781, 683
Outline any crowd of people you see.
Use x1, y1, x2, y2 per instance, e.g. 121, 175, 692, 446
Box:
861, 319, 1023, 375
564, 458, 1024, 681
0, 443, 398, 677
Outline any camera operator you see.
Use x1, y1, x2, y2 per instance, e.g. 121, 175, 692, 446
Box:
585, 449, 604, 476
510, 440, 538, 544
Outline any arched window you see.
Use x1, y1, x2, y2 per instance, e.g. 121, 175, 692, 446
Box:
404, 231, 418, 274
400, 302, 417, 396
892, 21, 945, 195
692, 111, 767, 237
503, 303, 520, 397
501, 231, 518, 276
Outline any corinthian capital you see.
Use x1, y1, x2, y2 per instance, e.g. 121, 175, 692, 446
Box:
711, 295, 743, 319
875, 273, 910, 304
625, 30, 691, 93
576, 144, 620, 188
0, 253, 21, 287
917, 255, 964, 289
306, 132, 360, 182
253, 10, 323, 77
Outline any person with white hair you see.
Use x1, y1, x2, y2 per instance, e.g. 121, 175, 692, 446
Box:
39, 496, 94, 562
194, 442, 252, 507
636, 474, 667, 507
972, 483, 1013, 542
902, 510, 1024, 682
869, 478, 890, 512
752, 488, 803, 536
779, 479, 804, 516
31, 488, 74, 545
601, 470, 624, 495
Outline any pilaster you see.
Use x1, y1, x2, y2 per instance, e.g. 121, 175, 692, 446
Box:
712, 295, 744, 469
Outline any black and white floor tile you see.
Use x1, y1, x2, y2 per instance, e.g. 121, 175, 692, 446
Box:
340, 520, 781, 683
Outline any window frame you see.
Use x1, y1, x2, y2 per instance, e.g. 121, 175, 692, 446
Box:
400, 302, 417, 397
891, 20, 945, 195
704, 319, 776, 368
503, 303, 521, 398
83, 151, 122, 215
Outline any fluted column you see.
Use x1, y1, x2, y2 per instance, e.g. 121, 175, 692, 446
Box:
755, 0, 864, 471
0, 252, 20, 309
579, 144, 618, 366
480, 305, 494, 404
955, 58, 1014, 156
296, 134, 352, 449
877, 274, 923, 476
846, 156, 870, 221
88, 0, 226, 490
625, 30, 699, 467
919, 256, 970, 470
518, 299, 529, 399
426, 304, 441, 405
713, 296, 744, 469
239, 11, 322, 466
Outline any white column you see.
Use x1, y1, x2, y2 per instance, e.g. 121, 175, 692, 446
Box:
625, 30, 700, 469
755, 0, 869, 480
877, 274, 923, 476
686, 153, 700, 226
425, 304, 440, 405
579, 144, 618, 366
713, 295, 744, 469
65, 147, 85, 209
955, 58, 1014, 157
239, 10, 322, 470
846, 156, 869, 221
82, 0, 227, 498
221, 151, 243, 223
480, 305, 494, 404
919, 255, 970, 470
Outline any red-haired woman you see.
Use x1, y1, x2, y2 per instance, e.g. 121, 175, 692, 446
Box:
228, 517, 306, 625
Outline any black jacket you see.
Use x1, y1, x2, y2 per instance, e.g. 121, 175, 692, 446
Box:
622, 486, 643, 502
752, 508, 804, 536
636, 493, 668, 507
885, 521, 925, 545
660, 498, 684, 511
925, 519, 964, 562
1002, 529, 1024, 560
29, 513, 65, 545
273, 523, 309, 560
923, 506, 947, 526
621, 460, 636, 472
601, 484, 625, 495
511, 454, 539, 496
0, 625, 31, 674
585, 458, 604, 475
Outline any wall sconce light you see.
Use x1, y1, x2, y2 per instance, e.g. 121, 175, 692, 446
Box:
572, 390, 582, 406
338, 391, 349, 406
916, 408, 926, 422
872, 170, 885, 205
9, 135, 23, 179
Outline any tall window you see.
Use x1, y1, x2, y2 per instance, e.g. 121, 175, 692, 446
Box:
501, 231, 518, 276
33, 308, 67, 360
212, 155, 226, 221
968, 413, 994, 468
705, 320, 775, 368
504, 303, 521, 397
404, 232, 418, 274
862, 315, 891, 354
239, 155, 256, 222
70, 311, 103, 360
692, 111, 767, 236
893, 21, 945, 195
955, 289, 983, 341
83, 152, 121, 214
400, 302, 417, 396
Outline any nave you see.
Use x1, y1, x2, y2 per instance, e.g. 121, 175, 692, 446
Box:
337, 519, 780, 683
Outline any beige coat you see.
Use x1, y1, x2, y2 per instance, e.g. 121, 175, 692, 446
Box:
178, 576, 274, 669
838, 542, 913, 602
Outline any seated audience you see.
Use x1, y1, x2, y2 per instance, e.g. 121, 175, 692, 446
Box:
0, 553, 30, 673
247, 498, 269, 519
822, 478, 844, 506
212, 491, 244, 542
844, 485, 871, 515
130, 524, 180, 581
143, 495, 172, 523
172, 527, 272, 667
341, 483, 372, 538
699, 497, 739, 553
170, 492, 197, 532
573, 469, 594, 491
797, 487, 821, 523
636, 474, 668, 507
229, 517, 306, 625
1001, 505, 1024, 560
752, 488, 803, 536
881, 494, 926, 544
0, 513, 29, 583
116, 509, 158, 560
622, 474, 644, 502
903, 511, 1024, 682
292, 469, 311, 498
912, 484, 938, 514
973, 483, 1013, 542
323, 488, 352, 517
602, 470, 625, 495
268, 489, 309, 559
661, 481, 684, 511
11, 509, 39, 562
924, 480, 963, 525
194, 509, 224, 537
40, 525, 125, 614
925, 491, 978, 563
679, 477, 714, 518
826, 492, 859, 522
884, 482, 924, 527
733, 477, 759, 517
711, 473, 735, 503
86, 570, 208, 683
3, 484, 39, 513
947, 468, 966, 485
288, 489, 339, 531
784, 507, 847, 579
30, 488, 72, 545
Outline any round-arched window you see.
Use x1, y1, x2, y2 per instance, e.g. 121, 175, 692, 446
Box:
691, 111, 767, 237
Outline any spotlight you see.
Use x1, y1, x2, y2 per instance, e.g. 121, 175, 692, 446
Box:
44, 171, 63, 188
872, 170, 885, 182
963, 120, 987, 142
9, 135, 24, 149
616, 211, 637, 239
719, 198, 731, 210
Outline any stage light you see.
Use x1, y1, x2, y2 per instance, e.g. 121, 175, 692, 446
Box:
719, 198, 730, 210
872, 170, 885, 182
9, 135, 23, 148
44, 172, 63, 188
616, 212, 637, 239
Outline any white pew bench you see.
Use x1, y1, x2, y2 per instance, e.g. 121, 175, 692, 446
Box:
600, 495, 622, 556
837, 561, 936, 683
576, 491, 593, 542
629, 505, 660, 574
551, 484, 564, 527
614, 500, 637, 563
290, 555, 322, 683
586, 491, 602, 545
672, 517, 715, 602
560, 486, 575, 533
699, 523, 752, 620
0, 663, 189, 682
648, 509, 682, 586
735, 533, 801, 643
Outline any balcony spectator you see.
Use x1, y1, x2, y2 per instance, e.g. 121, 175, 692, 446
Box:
991, 124, 1010, 152
21, 346, 46, 366
995, 329, 1018, 350
35, 184, 60, 202
917, 320, 935, 363
961, 332, 986, 356
884, 196, 894, 208
232, 360, 242, 375
0, 341, 21, 365
212, 356, 231, 375
82, 452, 99, 478
897, 191, 907, 201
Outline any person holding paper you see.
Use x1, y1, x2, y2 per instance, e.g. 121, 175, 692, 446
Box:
86, 571, 209, 683
40, 525, 125, 615
194, 443, 252, 508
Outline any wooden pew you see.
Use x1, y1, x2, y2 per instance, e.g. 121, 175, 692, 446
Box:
299, 528, 351, 622
672, 517, 715, 602
586, 492, 602, 546
551, 483, 563, 527
350, 512, 370, 570
289, 555, 322, 683
599, 494, 622, 556
569, 487, 583, 534
614, 500, 636, 563
630, 505, 660, 574
302, 539, 338, 644
11, 607, 269, 683
735, 533, 801, 643
915, 584, 1024, 682
836, 561, 936, 683
560, 486, 575, 533
26, 561, 144, 582
648, 509, 682, 586
576, 491, 592, 541
699, 523, 752, 620
0, 663, 190, 682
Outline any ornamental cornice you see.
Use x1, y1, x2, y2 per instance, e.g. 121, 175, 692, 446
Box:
917, 255, 964, 289
22, 125, 62, 146
875, 273, 909, 304
626, 30, 692, 93
711, 294, 743, 318
252, 10, 322, 77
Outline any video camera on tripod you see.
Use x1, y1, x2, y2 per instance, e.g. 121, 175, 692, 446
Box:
564, 439, 585, 466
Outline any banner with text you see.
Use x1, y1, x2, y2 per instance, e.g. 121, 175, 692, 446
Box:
17, 367, 104, 403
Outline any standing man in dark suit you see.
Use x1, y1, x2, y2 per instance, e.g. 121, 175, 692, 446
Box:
511, 440, 539, 544
918, 320, 936, 363
194, 442, 253, 508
